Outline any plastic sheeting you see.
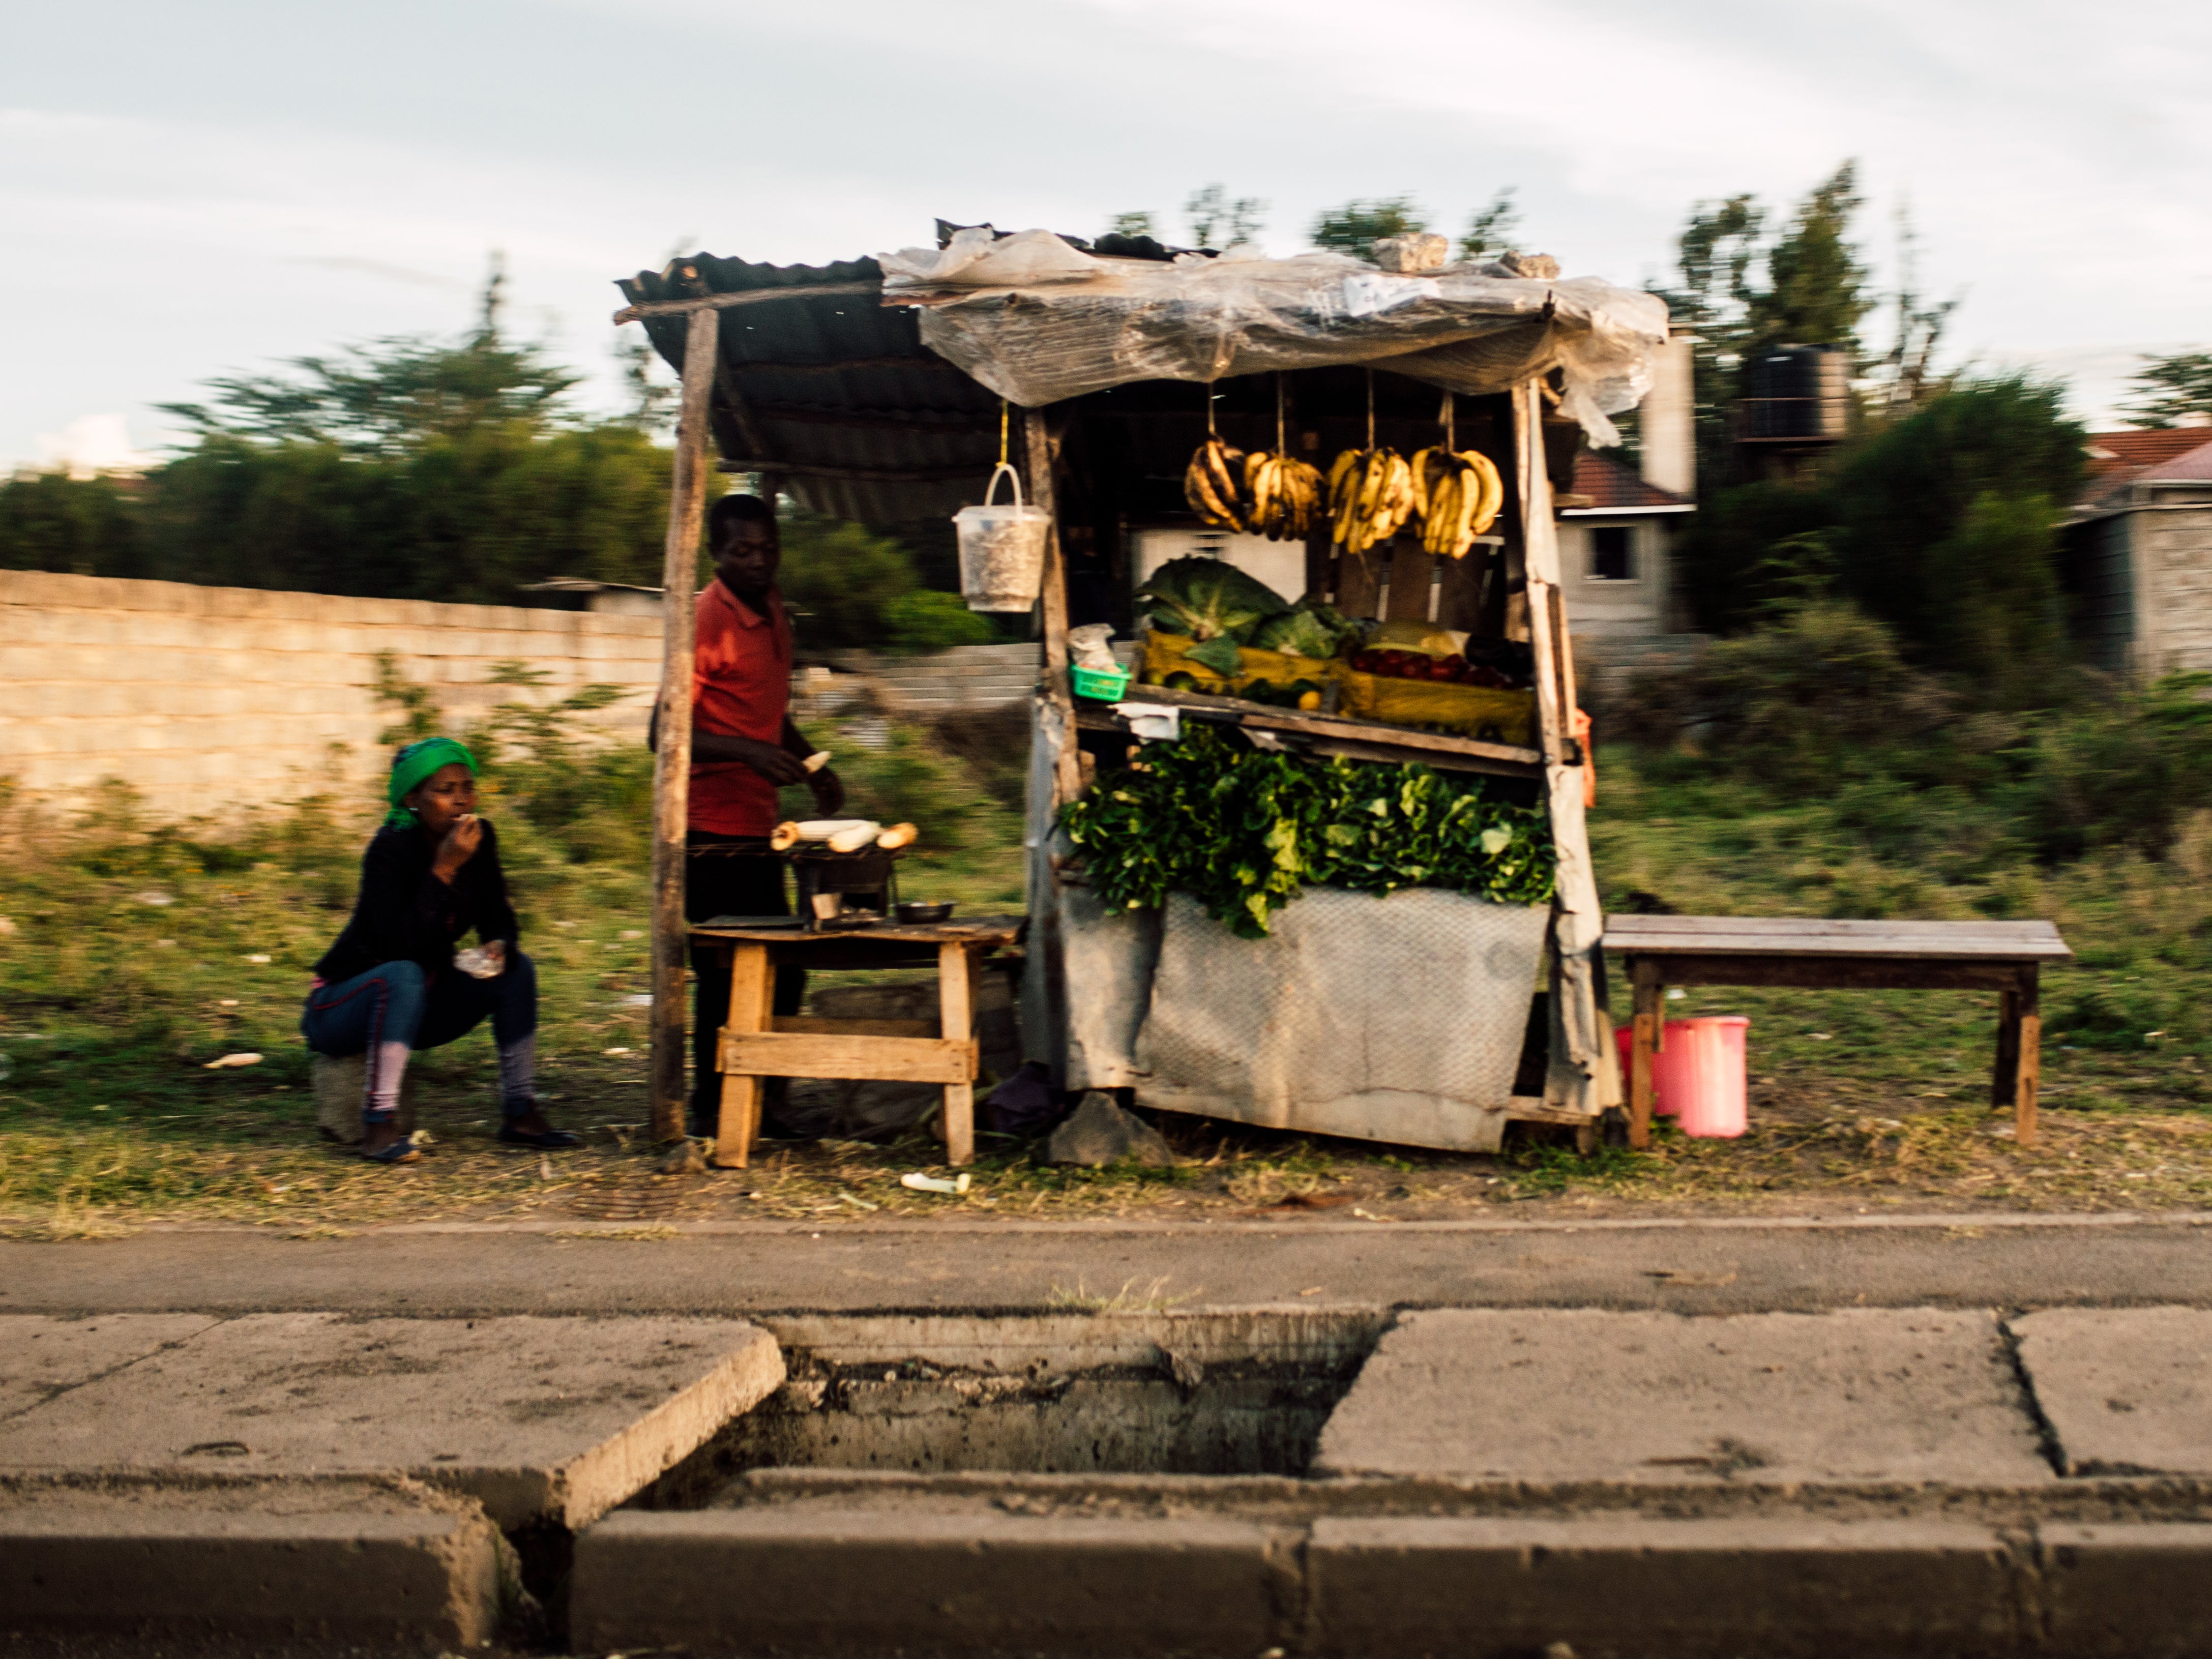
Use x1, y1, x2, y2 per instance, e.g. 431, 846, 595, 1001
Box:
1134, 890, 1550, 1154
878, 228, 1669, 446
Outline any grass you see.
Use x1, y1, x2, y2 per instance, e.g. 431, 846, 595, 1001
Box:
6, 718, 2212, 1233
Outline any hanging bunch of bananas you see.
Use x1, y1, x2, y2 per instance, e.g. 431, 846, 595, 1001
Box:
1408, 447, 1506, 559
1184, 436, 1248, 531
1242, 451, 1327, 541
1328, 448, 1417, 556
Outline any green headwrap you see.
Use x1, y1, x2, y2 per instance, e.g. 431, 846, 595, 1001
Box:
385, 737, 479, 828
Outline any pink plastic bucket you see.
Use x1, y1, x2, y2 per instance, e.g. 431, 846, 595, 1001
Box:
1615, 1016, 1751, 1138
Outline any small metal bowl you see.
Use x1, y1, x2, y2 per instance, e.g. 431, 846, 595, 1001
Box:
895, 901, 955, 925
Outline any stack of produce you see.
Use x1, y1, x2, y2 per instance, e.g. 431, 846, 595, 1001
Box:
1328, 448, 1417, 555
1059, 725, 1553, 937
1184, 437, 1328, 541
1409, 447, 1505, 558
1242, 449, 1327, 540
1183, 436, 1248, 531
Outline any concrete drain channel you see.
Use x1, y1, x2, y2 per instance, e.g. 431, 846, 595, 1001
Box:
14, 1305, 2212, 1654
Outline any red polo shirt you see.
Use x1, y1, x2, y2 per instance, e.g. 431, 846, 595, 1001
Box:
689, 578, 794, 837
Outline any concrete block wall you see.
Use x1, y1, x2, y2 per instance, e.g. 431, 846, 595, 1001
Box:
1, 569, 664, 821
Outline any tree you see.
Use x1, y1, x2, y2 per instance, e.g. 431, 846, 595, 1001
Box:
1831, 376, 2084, 703
1744, 162, 1873, 360
1655, 163, 1875, 491
0, 470, 144, 578
1457, 189, 1521, 263
776, 517, 993, 653
2122, 350, 2212, 429
1310, 196, 1428, 261
1874, 202, 1959, 412
1105, 211, 1158, 241
1184, 184, 1266, 250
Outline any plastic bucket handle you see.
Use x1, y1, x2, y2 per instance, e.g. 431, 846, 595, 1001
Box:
982, 462, 1024, 510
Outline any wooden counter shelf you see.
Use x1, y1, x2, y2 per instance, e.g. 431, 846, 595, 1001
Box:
1071, 682, 1556, 780
687, 914, 1023, 1170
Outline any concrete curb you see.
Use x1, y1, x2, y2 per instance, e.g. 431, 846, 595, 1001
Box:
572, 1507, 2212, 1657
0, 1477, 506, 1650
1306, 1515, 2021, 1657
572, 1507, 1292, 1655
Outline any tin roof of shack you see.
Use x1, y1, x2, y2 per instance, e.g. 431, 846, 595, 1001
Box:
615, 227, 1669, 526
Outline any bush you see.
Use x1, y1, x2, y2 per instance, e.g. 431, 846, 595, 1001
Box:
780, 515, 997, 653
0, 471, 145, 578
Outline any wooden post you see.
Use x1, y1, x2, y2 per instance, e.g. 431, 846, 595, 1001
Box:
1023, 408, 1083, 807
1992, 986, 2021, 1109
1517, 378, 1616, 1120
939, 942, 976, 1167
1630, 957, 1663, 1150
648, 303, 720, 1144
713, 942, 775, 1169
2014, 964, 2041, 1149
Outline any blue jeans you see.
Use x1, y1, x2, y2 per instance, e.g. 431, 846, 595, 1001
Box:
302, 955, 538, 1123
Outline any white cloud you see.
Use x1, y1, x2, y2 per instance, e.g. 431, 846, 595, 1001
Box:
34, 414, 155, 479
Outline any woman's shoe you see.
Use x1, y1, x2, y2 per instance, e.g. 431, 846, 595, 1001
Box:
497, 1122, 582, 1150
363, 1136, 422, 1164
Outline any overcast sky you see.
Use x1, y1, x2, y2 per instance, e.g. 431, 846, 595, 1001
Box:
6, 0, 2207, 469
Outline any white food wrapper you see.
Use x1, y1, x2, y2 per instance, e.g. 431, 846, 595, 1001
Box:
453, 945, 506, 980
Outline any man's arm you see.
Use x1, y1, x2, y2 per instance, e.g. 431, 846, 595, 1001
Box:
648, 704, 808, 785
781, 716, 846, 815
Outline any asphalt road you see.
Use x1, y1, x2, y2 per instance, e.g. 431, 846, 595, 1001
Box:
6, 1211, 2210, 1318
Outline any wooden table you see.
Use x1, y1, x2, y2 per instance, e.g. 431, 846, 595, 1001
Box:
1601, 916, 2073, 1151
686, 915, 1022, 1170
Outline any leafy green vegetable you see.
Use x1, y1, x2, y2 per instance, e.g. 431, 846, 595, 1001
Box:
1184, 636, 1245, 676
1134, 555, 1289, 642
1251, 597, 1361, 660
1058, 725, 1553, 937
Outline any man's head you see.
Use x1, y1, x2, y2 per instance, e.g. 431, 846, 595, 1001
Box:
708, 493, 779, 603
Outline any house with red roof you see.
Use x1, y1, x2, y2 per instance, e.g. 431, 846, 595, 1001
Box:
1555, 448, 1696, 644
2066, 428, 2212, 674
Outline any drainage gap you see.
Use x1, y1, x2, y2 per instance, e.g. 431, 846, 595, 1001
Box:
634, 1310, 1389, 1506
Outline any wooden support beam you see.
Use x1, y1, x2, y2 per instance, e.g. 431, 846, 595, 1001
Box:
1024, 407, 1084, 808
613, 281, 881, 324
712, 942, 775, 1169
939, 942, 977, 1167
745, 404, 995, 431
2013, 964, 2041, 1149
710, 458, 985, 483
720, 1030, 980, 1084
649, 304, 719, 1145
728, 356, 966, 375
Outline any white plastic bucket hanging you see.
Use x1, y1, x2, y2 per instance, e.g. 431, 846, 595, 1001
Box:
952, 404, 1051, 612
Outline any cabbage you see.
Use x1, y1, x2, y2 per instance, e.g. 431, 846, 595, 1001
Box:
1252, 598, 1359, 660
1134, 556, 1288, 642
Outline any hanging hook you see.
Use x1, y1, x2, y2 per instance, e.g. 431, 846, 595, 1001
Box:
1439, 389, 1456, 452
997, 400, 1010, 468
1365, 367, 1376, 451
1206, 380, 1219, 440
1276, 374, 1287, 457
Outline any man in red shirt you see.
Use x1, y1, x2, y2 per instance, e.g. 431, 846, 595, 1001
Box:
656, 493, 844, 1135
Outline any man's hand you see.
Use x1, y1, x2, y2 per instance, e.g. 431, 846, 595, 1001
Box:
723, 737, 810, 786
808, 767, 846, 816
432, 814, 485, 882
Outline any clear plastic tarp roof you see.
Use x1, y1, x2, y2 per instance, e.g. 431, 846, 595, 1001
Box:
878, 229, 1671, 445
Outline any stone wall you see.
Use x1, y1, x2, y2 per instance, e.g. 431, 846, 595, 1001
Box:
0, 569, 664, 821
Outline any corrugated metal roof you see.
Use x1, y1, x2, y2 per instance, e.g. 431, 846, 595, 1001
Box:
618, 254, 1002, 525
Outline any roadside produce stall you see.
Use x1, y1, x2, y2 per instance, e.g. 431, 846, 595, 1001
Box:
615, 226, 1668, 1153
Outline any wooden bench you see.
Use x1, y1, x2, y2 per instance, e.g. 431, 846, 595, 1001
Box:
1601, 916, 2073, 1151
687, 915, 1023, 1170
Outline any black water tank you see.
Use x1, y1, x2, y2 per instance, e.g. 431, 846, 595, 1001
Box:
1740, 345, 1849, 440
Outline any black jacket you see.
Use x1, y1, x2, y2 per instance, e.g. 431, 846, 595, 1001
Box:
313, 821, 520, 984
